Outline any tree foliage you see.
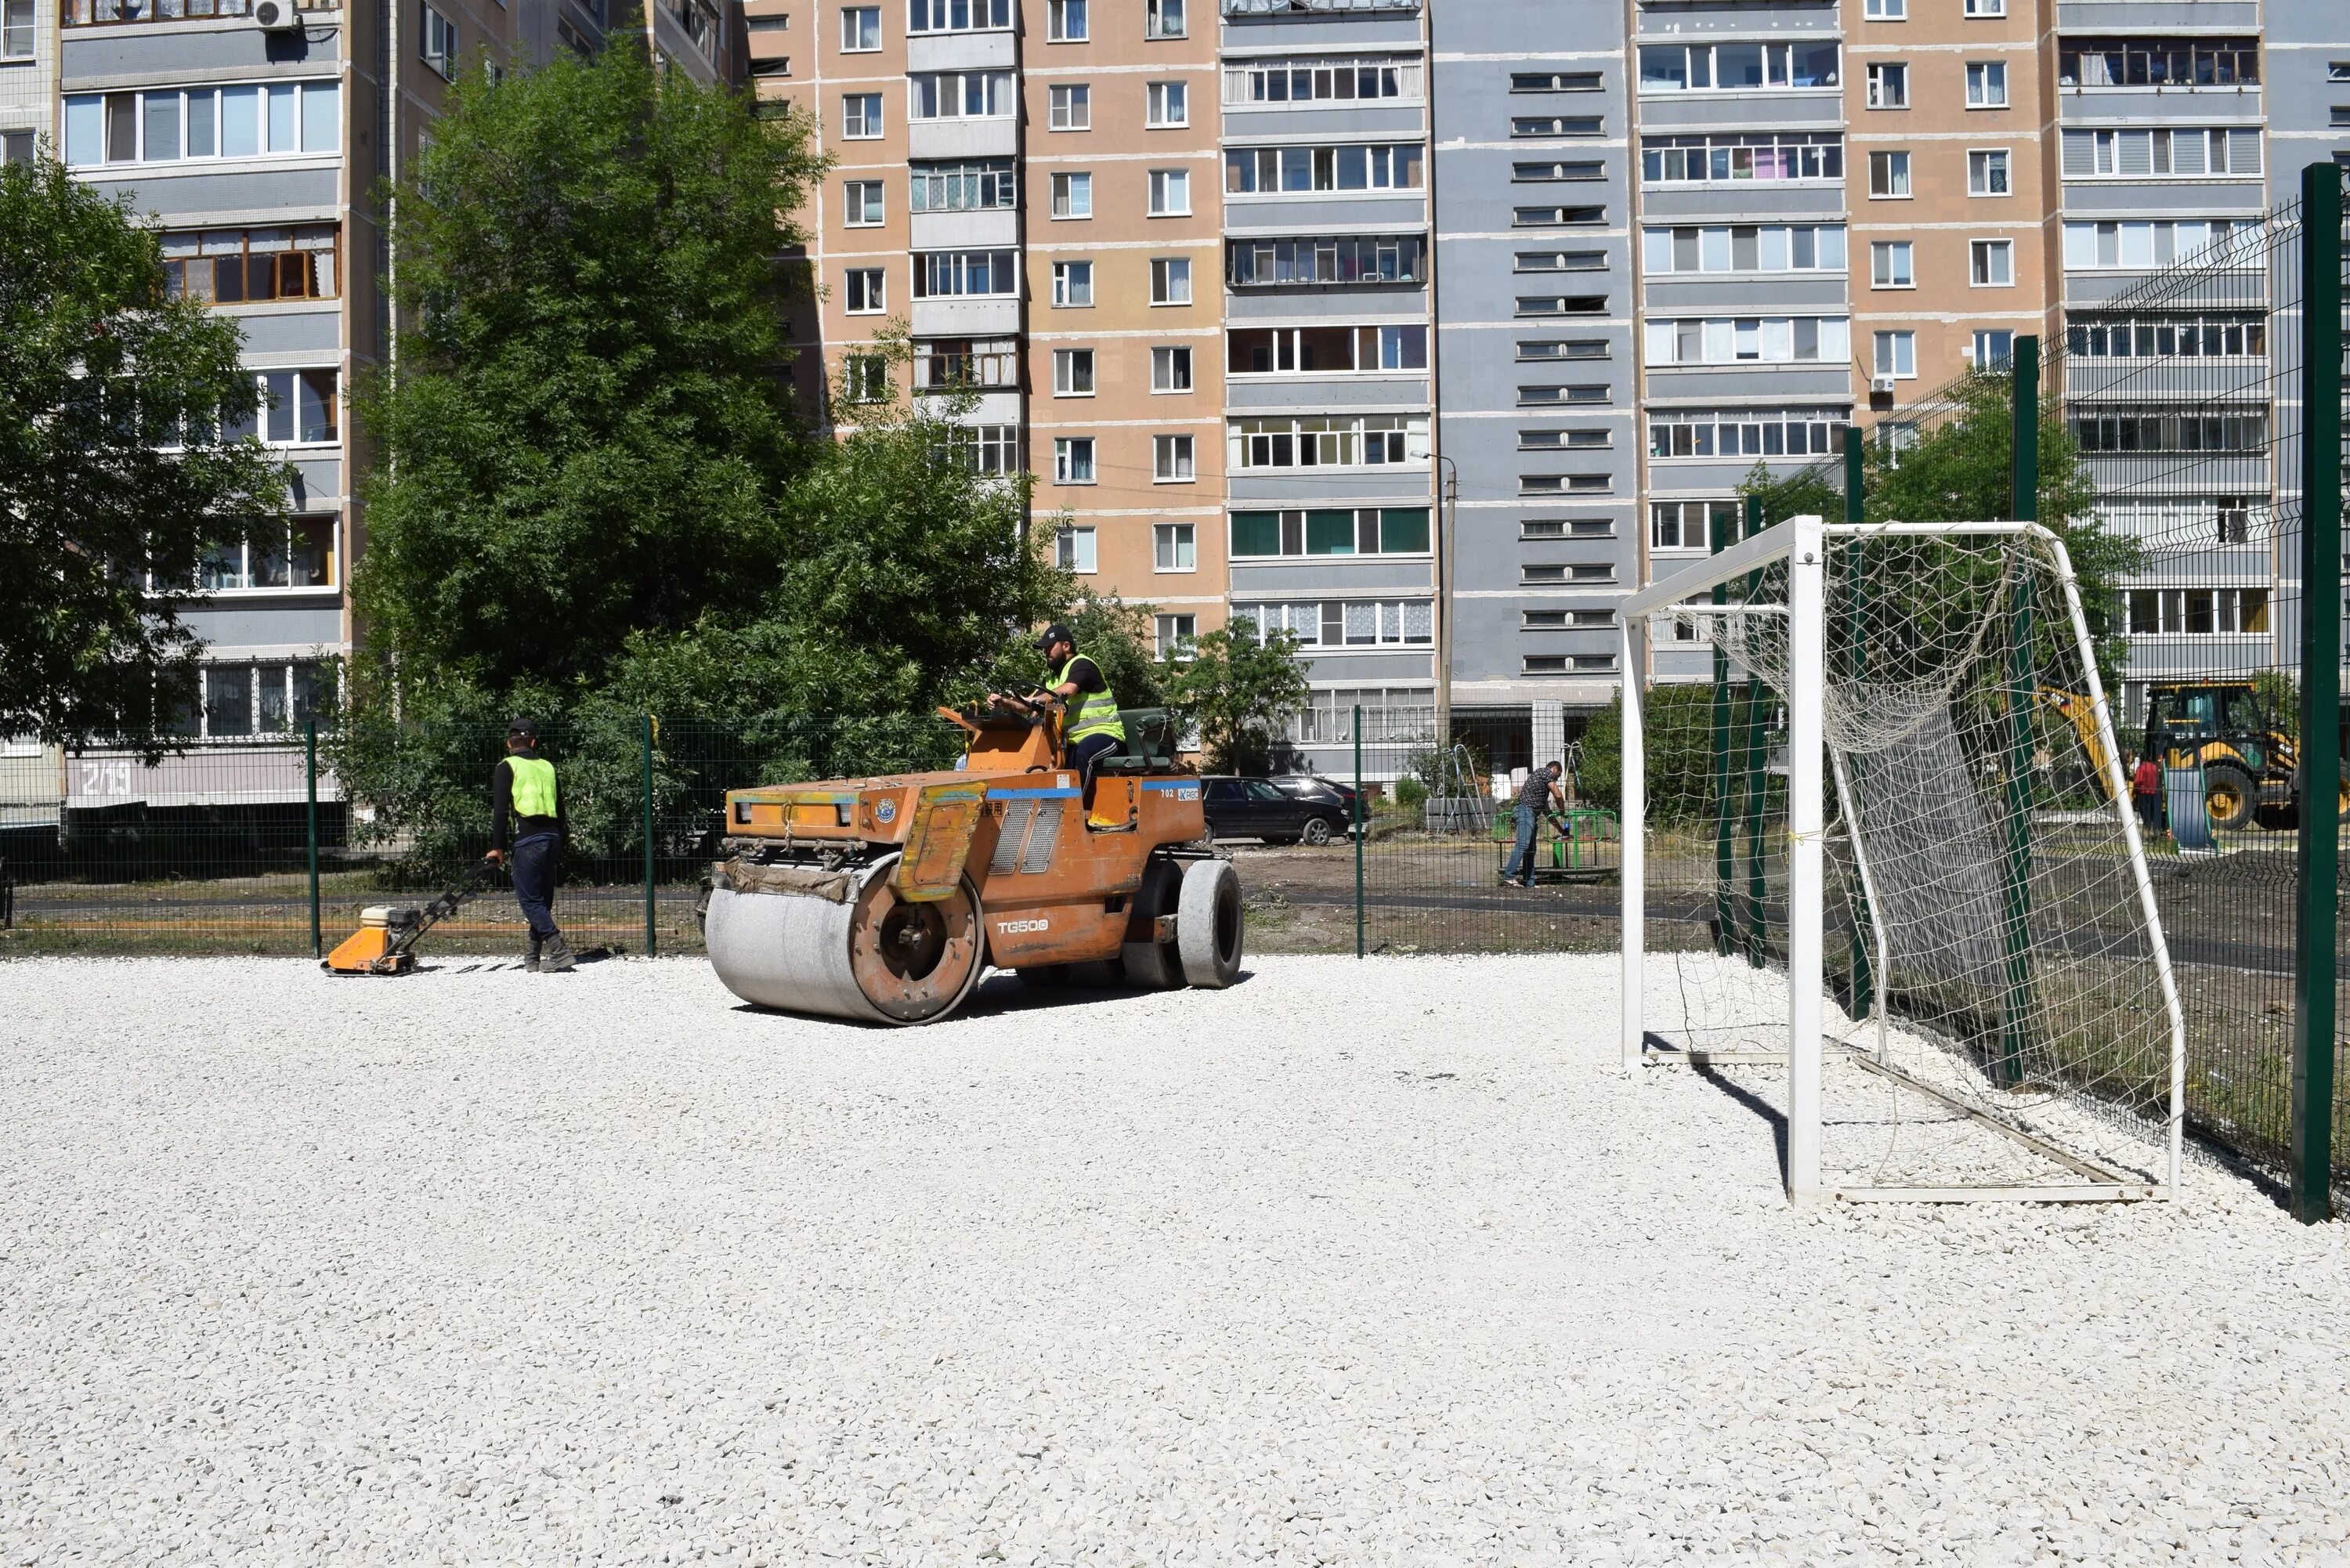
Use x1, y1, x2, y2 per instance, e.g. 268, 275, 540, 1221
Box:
1162, 619, 1312, 775
0, 154, 287, 754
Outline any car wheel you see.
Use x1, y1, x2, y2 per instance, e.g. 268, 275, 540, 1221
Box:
1299, 815, 1334, 847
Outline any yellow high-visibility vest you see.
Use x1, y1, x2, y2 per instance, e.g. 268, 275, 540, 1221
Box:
507, 754, 559, 817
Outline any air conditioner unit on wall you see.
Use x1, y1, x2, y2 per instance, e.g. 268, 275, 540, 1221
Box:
1871, 376, 1897, 395
254, 0, 302, 31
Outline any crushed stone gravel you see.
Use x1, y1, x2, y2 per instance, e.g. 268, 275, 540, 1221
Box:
3, 952, 2348, 1566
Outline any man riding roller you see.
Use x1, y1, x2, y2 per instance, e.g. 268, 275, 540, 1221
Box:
484, 718, 576, 973
989, 623, 1126, 822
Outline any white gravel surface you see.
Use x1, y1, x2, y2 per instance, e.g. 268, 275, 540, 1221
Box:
4, 953, 2349, 1566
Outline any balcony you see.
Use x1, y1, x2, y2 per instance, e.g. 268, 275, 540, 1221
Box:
66, 0, 334, 23
1224, 0, 1416, 13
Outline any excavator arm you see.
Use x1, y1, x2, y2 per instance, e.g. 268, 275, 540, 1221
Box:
2038, 687, 2117, 801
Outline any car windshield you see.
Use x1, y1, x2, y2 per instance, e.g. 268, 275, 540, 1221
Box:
1247, 782, 1287, 801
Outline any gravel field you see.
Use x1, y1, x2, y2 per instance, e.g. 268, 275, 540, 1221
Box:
4, 954, 2349, 1566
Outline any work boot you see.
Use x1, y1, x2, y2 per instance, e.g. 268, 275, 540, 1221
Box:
540, 934, 577, 974
526, 938, 543, 974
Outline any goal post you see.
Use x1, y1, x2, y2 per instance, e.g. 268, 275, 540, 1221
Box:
1618, 516, 2188, 1204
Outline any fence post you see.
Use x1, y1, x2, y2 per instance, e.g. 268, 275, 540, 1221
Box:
642, 713, 657, 960
2292, 164, 2345, 1224
1741, 494, 1768, 968
1353, 704, 1365, 959
1710, 501, 1734, 958
306, 719, 321, 959
1994, 334, 2043, 1088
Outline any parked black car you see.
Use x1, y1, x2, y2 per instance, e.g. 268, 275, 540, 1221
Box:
1200, 776, 1353, 846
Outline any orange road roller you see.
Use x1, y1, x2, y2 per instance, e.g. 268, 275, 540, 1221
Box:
700, 702, 1242, 1025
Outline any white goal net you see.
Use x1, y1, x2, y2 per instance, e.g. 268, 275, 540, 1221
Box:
1618, 517, 2186, 1202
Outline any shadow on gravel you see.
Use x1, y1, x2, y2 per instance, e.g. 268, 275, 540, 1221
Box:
711, 967, 1258, 1028
1688, 1064, 1791, 1188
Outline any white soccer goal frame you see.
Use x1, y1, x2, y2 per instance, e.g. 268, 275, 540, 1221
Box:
1616, 515, 2189, 1205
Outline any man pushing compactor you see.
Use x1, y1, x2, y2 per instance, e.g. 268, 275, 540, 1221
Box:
485, 718, 575, 973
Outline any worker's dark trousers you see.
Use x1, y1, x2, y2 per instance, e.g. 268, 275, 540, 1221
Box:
1510, 810, 1540, 883
509, 832, 562, 943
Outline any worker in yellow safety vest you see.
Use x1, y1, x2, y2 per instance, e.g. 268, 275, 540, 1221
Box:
483, 717, 574, 973
989, 622, 1127, 782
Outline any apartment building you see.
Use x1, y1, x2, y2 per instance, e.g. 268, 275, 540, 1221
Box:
2, 0, 53, 162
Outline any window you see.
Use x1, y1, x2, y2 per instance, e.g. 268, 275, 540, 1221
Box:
1228, 416, 1430, 471
1965, 0, 2005, 13
1874, 330, 1917, 379
1970, 330, 2015, 369
1055, 525, 1097, 573
1053, 348, 1095, 395
2332, 60, 2350, 83
1520, 473, 1611, 497
2064, 316, 2267, 360
844, 180, 884, 226
842, 353, 890, 403
2073, 410, 2268, 453
840, 5, 880, 49
844, 267, 885, 313
908, 0, 1010, 28
64, 81, 343, 166
190, 518, 339, 592
1144, 0, 1182, 38
1513, 206, 1606, 229
1969, 149, 2011, 196
1864, 0, 1904, 16
1225, 56, 1423, 104
1640, 224, 1848, 275
913, 250, 1017, 297
1519, 429, 1611, 452
1965, 61, 2008, 107
1052, 260, 1094, 306
1226, 325, 1426, 374
2061, 128, 2264, 179
1230, 508, 1431, 558
421, 5, 457, 80
1517, 340, 1608, 362
1231, 601, 1434, 650
1514, 162, 1603, 185
1, 131, 32, 165
1871, 240, 1914, 288
1867, 150, 1911, 197
1643, 317, 1853, 367
222, 369, 339, 446
2059, 38, 2260, 88
1154, 527, 1196, 573
1649, 409, 1849, 461
1226, 234, 1426, 287
843, 92, 882, 138
1223, 144, 1425, 194
1517, 251, 1604, 273
1153, 612, 1196, 655
1051, 171, 1092, 218
1054, 439, 1097, 486
910, 159, 1017, 211
1148, 81, 1188, 128
1148, 168, 1191, 215
1513, 117, 1604, 139
1154, 435, 1195, 482
1, 0, 31, 56
1638, 42, 1840, 92
183, 660, 339, 738
1049, 83, 1090, 130
2062, 219, 2249, 270
1515, 295, 1607, 317
1650, 500, 1741, 551
1517, 384, 1610, 406
912, 70, 1014, 119
1867, 63, 1907, 108
1150, 257, 1191, 305
1512, 71, 1600, 93
914, 338, 1018, 392
1152, 346, 1193, 392
934, 424, 1021, 475
2127, 588, 2269, 636
1522, 518, 1614, 541
161, 226, 340, 302
1969, 239, 2013, 287
1640, 132, 1842, 185
1046, 0, 1085, 41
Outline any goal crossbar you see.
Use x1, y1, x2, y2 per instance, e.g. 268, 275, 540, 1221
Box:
1617, 516, 2189, 1205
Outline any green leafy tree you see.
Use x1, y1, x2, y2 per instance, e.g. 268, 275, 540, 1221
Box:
1161, 618, 1311, 775
0, 154, 287, 754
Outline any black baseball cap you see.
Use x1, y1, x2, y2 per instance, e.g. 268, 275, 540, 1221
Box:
506, 717, 538, 740
1035, 623, 1076, 652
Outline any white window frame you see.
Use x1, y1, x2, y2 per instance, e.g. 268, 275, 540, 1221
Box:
1056, 524, 1097, 573
1864, 0, 1905, 16
1148, 168, 1191, 216
1152, 345, 1193, 392
839, 5, 880, 51
421, 5, 458, 81
844, 267, 885, 313
1153, 433, 1195, 483
1054, 439, 1098, 487
1052, 348, 1095, 396
1150, 256, 1192, 306
1968, 147, 2011, 197
1154, 526, 1198, 575
843, 179, 884, 226
1144, 0, 1184, 40
1046, 0, 1086, 42
1970, 237, 2014, 287
1051, 260, 1094, 307
1964, 0, 2006, 16
1867, 149, 1911, 198
843, 92, 883, 139
1871, 240, 1914, 289
1, 0, 33, 60
842, 352, 890, 403
1048, 83, 1090, 131
1154, 611, 1198, 654
1970, 329, 2016, 368
1966, 60, 2008, 109
1873, 329, 1918, 379
1050, 170, 1092, 219
1147, 81, 1188, 128
1866, 62, 1908, 110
